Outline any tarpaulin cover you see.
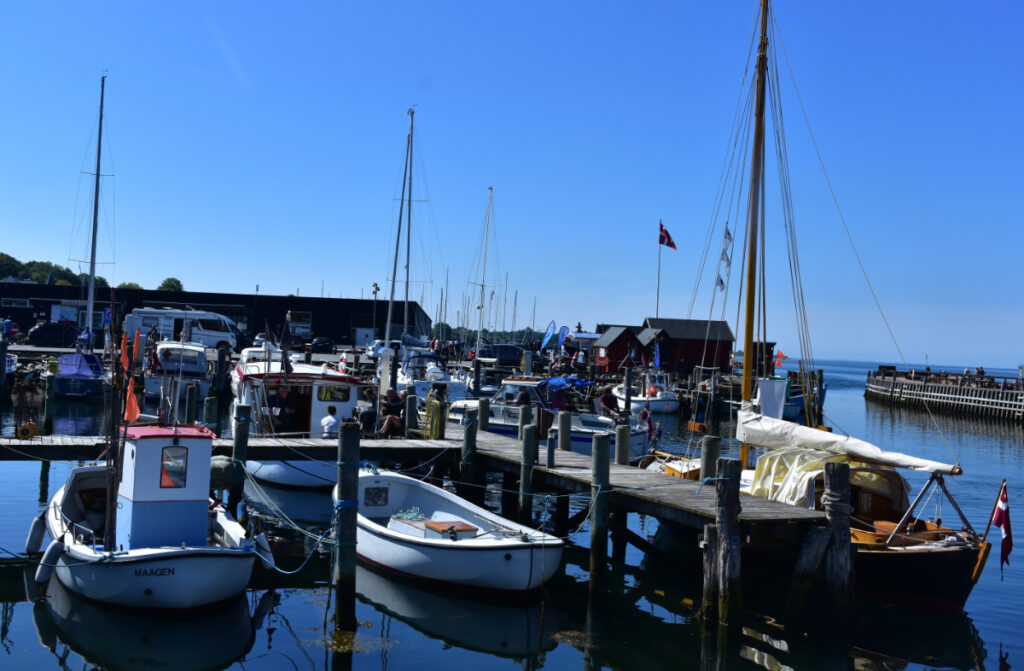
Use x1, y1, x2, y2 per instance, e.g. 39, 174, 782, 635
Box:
57, 353, 104, 379
537, 376, 594, 391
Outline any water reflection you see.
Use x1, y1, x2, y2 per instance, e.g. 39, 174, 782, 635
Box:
31, 576, 258, 671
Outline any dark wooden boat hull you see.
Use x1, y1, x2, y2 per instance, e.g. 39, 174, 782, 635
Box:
853, 541, 990, 611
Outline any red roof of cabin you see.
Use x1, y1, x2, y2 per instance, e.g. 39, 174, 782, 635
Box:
122, 424, 215, 440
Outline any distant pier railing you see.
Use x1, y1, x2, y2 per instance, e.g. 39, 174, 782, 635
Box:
864, 366, 1024, 422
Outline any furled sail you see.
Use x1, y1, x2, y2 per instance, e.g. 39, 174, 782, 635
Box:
735, 403, 960, 475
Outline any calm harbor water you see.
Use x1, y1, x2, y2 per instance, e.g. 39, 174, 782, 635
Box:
0, 358, 1021, 670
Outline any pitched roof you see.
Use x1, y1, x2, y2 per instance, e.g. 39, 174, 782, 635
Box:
642, 318, 735, 342
593, 326, 639, 348
636, 327, 661, 346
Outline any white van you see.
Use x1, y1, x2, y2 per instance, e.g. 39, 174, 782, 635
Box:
123, 308, 238, 352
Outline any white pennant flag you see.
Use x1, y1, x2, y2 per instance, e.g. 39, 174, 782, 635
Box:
723, 225, 733, 246
721, 249, 731, 266
716, 275, 725, 291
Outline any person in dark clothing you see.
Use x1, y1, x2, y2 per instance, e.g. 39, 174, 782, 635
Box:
379, 387, 404, 436
271, 387, 295, 433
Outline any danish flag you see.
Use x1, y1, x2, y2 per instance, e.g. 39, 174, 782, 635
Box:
659, 221, 677, 250
993, 481, 1013, 579
640, 401, 654, 440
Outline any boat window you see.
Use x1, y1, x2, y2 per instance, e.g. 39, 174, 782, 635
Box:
318, 385, 352, 402
160, 446, 188, 488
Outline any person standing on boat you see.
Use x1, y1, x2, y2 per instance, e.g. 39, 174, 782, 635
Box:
321, 405, 339, 438
271, 387, 295, 434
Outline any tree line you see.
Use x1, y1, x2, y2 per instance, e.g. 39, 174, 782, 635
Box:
0, 253, 182, 291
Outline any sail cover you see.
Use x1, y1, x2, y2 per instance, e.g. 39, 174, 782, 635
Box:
736, 405, 960, 475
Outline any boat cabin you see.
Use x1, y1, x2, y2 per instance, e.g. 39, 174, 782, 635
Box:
115, 425, 214, 550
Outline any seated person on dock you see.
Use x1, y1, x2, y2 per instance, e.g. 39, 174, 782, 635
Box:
599, 386, 627, 423
378, 387, 405, 437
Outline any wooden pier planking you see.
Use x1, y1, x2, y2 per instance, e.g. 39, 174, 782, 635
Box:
1, 423, 823, 546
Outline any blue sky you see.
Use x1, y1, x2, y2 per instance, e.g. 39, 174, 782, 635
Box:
1, 2, 1021, 367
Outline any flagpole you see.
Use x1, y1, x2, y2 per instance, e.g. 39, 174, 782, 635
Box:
656, 222, 662, 318
982, 478, 1007, 542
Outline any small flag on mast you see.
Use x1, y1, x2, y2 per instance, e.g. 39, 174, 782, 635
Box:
993, 482, 1013, 579
723, 225, 733, 246
124, 377, 140, 422
715, 275, 725, 292
659, 220, 677, 250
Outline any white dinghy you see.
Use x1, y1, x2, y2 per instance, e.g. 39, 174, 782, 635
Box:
32, 424, 272, 609
334, 468, 563, 593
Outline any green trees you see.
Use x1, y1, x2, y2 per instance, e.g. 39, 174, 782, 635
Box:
156, 277, 184, 292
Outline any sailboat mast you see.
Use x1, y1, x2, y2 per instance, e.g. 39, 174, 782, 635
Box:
385, 114, 414, 344
403, 108, 415, 339
86, 75, 106, 349
741, 0, 770, 403
476, 187, 492, 352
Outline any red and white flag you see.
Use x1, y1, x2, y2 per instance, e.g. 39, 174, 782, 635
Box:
659, 220, 677, 250
641, 401, 654, 440
993, 482, 1012, 578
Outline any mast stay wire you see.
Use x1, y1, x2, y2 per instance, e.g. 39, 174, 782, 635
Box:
772, 13, 959, 464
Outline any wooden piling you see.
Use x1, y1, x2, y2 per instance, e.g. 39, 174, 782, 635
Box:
472, 358, 481, 397
823, 461, 854, 619
700, 523, 719, 621
558, 410, 571, 451
459, 409, 481, 504
546, 427, 557, 468
478, 398, 490, 432
614, 424, 630, 465
517, 403, 533, 441
332, 422, 360, 631
501, 471, 517, 519
715, 458, 742, 626
700, 435, 721, 480
184, 382, 197, 424
203, 396, 218, 425
590, 432, 611, 576
228, 404, 250, 514
43, 373, 54, 435
519, 425, 535, 524
404, 389, 418, 436
216, 346, 228, 394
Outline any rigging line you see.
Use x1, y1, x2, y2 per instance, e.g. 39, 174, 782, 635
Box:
774, 18, 959, 463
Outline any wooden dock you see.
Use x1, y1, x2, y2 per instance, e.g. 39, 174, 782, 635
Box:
866, 367, 1024, 422
1, 423, 822, 547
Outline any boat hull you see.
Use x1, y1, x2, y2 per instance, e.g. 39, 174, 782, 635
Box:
246, 459, 336, 489
52, 375, 104, 399
52, 542, 256, 610
853, 542, 990, 611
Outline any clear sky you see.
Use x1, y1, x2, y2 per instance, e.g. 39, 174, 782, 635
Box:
1, 2, 1021, 368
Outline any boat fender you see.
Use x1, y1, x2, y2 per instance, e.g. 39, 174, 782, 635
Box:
255, 532, 275, 570
34, 539, 64, 584
25, 513, 46, 554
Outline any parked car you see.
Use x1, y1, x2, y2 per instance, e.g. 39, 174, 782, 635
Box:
470, 344, 527, 368
27, 321, 81, 348
310, 337, 336, 354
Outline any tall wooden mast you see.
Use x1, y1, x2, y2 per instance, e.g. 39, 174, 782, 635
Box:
85, 75, 106, 350
740, 0, 770, 403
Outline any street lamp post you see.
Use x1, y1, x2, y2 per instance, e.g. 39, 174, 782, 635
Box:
371, 283, 380, 338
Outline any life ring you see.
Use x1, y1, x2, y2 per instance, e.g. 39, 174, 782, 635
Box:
16, 422, 38, 440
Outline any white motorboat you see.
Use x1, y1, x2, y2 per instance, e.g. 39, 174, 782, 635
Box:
449, 376, 651, 461
233, 345, 370, 488
337, 468, 563, 592
144, 340, 211, 398
396, 352, 469, 404
31, 424, 271, 609
612, 368, 680, 414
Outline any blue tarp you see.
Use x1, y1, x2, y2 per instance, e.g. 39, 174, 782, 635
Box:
536, 375, 594, 391
57, 353, 104, 379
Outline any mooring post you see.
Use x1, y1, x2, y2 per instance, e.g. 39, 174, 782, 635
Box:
715, 458, 742, 626
472, 358, 481, 398
478, 397, 490, 432
590, 432, 611, 577
458, 409, 480, 503
623, 366, 633, 420
700, 523, 719, 621
558, 410, 571, 451
203, 395, 218, 425
228, 404, 251, 515
501, 471, 517, 519
614, 424, 630, 465
546, 427, 557, 468
519, 425, 535, 524
43, 372, 55, 435
216, 346, 228, 394
0, 341, 7, 394
38, 460, 51, 506
184, 382, 197, 424
333, 422, 360, 632
523, 350, 533, 375
404, 388, 418, 436
517, 403, 533, 441
700, 435, 721, 480
823, 461, 854, 620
